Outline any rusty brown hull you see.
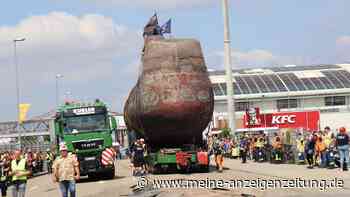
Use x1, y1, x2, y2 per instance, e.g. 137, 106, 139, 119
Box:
124, 38, 214, 148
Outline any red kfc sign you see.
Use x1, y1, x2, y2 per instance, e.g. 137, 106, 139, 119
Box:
271, 115, 296, 124
243, 110, 320, 131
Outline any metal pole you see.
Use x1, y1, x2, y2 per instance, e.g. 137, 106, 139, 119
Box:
56, 74, 63, 108
14, 41, 21, 149
13, 38, 25, 150
56, 77, 59, 108
222, 0, 235, 135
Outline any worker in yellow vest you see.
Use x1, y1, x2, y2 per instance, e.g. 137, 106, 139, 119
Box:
254, 137, 265, 162
9, 150, 32, 197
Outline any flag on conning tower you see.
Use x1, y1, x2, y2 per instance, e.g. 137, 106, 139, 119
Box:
143, 13, 161, 37
145, 13, 158, 27
161, 19, 172, 34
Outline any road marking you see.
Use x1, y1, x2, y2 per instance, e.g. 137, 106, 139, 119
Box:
30, 186, 38, 191
98, 181, 105, 184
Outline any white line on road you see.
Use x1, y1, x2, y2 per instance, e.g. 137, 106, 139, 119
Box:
30, 186, 39, 191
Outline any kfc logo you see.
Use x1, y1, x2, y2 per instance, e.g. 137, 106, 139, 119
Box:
271, 115, 296, 124
246, 108, 261, 126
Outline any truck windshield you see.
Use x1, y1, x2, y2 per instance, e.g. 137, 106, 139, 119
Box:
63, 114, 107, 133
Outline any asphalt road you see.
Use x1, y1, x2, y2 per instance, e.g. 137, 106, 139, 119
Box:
16, 158, 350, 197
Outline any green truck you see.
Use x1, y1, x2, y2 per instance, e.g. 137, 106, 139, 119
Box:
54, 99, 117, 179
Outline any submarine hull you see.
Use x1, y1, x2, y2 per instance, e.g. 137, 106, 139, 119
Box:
124, 38, 214, 148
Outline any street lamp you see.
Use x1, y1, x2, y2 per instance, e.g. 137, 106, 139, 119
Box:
13, 37, 26, 149
64, 91, 72, 102
56, 74, 63, 108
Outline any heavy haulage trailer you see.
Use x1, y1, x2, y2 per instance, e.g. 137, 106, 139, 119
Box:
124, 35, 214, 173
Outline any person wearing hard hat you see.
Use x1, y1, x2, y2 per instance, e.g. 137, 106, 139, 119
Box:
336, 127, 350, 171
8, 149, 32, 197
52, 143, 80, 197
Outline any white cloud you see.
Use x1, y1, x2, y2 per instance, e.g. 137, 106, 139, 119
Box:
0, 12, 143, 120
336, 36, 350, 46
232, 49, 275, 66
0, 12, 142, 81
82, 0, 214, 9
206, 48, 317, 70
336, 35, 350, 63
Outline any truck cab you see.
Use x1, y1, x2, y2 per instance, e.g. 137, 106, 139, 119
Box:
54, 99, 117, 178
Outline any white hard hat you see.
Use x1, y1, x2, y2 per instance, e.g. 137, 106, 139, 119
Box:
59, 143, 68, 151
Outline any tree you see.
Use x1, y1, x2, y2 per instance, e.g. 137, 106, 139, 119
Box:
220, 128, 231, 138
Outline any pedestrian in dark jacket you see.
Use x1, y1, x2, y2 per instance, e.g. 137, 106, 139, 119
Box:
336, 127, 349, 171
305, 134, 317, 169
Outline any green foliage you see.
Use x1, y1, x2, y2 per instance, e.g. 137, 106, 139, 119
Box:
220, 128, 231, 138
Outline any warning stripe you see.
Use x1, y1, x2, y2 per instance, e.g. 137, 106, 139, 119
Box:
101, 148, 115, 165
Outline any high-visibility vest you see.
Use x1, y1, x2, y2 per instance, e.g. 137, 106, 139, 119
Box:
255, 139, 264, 148
0, 164, 6, 181
11, 159, 27, 181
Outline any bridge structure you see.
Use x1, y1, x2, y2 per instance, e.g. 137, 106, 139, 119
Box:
0, 110, 56, 150
0, 110, 128, 151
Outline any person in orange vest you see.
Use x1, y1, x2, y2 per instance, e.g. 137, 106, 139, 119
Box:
315, 136, 327, 168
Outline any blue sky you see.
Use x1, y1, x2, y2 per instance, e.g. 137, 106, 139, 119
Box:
0, 0, 350, 121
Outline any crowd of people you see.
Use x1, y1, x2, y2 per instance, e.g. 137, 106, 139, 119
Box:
0, 148, 55, 197
208, 126, 350, 172
0, 127, 347, 196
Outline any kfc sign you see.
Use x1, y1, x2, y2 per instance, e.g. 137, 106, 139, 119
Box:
271, 115, 296, 124
245, 108, 261, 126
243, 110, 320, 131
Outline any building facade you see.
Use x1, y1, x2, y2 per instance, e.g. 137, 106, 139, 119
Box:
209, 64, 350, 131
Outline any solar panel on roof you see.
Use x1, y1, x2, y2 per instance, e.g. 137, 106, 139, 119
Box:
300, 78, 317, 90
209, 64, 341, 76
332, 70, 350, 88
269, 75, 288, 92
251, 75, 270, 93
321, 71, 345, 89
339, 70, 350, 79
242, 76, 260, 94
232, 83, 242, 94
235, 76, 251, 94
287, 73, 308, 91
319, 77, 336, 89
270, 64, 340, 72
260, 75, 279, 92
310, 78, 326, 89
278, 74, 298, 91
217, 83, 242, 95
